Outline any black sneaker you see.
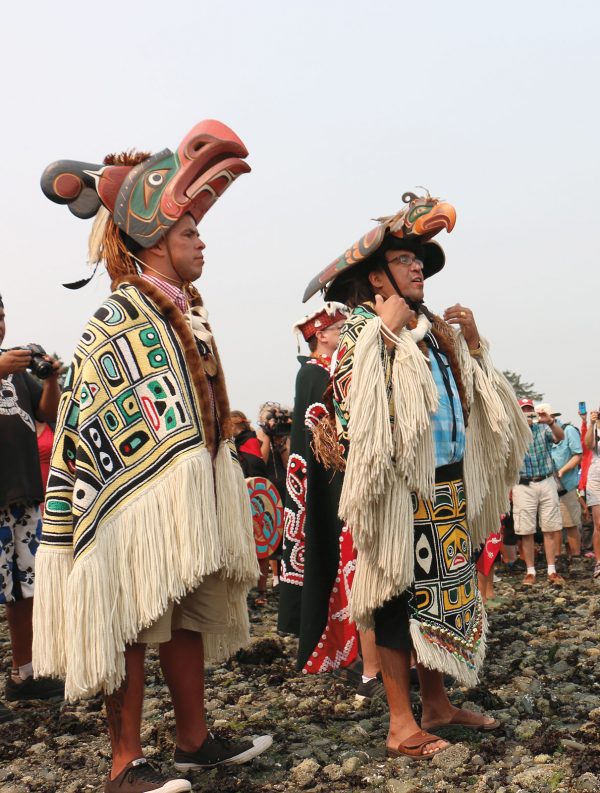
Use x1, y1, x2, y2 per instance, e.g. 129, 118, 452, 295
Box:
104, 758, 191, 792
332, 658, 363, 686
0, 700, 15, 723
355, 676, 387, 704
5, 675, 64, 702
173, 732, 273, 769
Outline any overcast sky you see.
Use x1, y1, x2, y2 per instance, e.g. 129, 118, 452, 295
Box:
2, 0, 598, 425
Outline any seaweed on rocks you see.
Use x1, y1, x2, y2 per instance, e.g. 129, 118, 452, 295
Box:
1, 565, 599, 792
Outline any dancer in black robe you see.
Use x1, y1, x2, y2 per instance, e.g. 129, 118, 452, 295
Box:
277, 303, 349, 670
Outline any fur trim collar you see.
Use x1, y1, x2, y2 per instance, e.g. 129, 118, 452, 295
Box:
114, 275, 232, 453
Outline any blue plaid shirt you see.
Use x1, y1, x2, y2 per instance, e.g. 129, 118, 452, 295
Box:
428, 342, 466, 468
520, 422, 554, 478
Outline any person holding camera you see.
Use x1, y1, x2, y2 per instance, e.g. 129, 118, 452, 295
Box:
256, 402, 292, 499
513, 400, 565, 585
256, 403, 292, 591
583, 410, 600, 579
0, 293, 63, 723
543, 403, 583, 561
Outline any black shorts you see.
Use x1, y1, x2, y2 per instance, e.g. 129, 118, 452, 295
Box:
373, 590, 412, 652
372, 462, 464, 652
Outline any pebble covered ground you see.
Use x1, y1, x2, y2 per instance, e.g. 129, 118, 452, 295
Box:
1, 558, 599, 793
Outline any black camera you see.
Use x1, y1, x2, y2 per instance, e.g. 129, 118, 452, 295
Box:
262, 407, 292, 437
18, 344, 54, 380
272, 410, 292, 437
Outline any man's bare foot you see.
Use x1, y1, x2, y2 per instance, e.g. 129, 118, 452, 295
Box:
421, 705, 499, 731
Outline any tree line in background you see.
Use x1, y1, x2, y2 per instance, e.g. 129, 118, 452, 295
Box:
502, 370, 543, 402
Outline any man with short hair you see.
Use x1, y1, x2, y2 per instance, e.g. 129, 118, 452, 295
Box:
513, 400, 565, 586
0, 294, 62, 723
544, 403, 583, 560
34, 121, 271, 793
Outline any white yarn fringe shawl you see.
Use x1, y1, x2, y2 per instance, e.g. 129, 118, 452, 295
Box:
33, 442, 259, 701
338, 317, 530, 637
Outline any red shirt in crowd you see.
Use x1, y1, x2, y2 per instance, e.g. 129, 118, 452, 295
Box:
37, 422, 55, 495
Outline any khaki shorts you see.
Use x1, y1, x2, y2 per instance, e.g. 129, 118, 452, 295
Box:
137, 573, 229, 644
513, 477, 562, 535
559, 488, 582, 529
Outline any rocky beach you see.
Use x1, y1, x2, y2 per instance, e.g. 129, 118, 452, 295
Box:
1, 559, 599, 793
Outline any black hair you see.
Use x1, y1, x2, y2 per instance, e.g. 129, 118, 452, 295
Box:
325, 234, 425, 308
120, 230, 144, 259
0, 293, 3, 308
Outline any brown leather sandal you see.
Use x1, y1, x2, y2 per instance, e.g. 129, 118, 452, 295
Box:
423, 710, 500, 732
386, 730, 449, 760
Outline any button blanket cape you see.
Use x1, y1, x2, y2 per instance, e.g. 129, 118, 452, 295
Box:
32, 277, 258, 700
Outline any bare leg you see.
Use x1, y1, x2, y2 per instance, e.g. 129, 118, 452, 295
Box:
592, 506, 600, 560
378, 645, 447, 755
160, 629, 207, 752
554, 530, 563, 557
257, 558, 269, 594
5, 598, 33, 668
359, 630, 380, 678
477, 571, 493, 603
419, 664, 497, 729
565, 526, 581, 557
502, 544, 517, 564
105, 643, 146, 779
520, 535, 535, 568
543, 531, 558, 567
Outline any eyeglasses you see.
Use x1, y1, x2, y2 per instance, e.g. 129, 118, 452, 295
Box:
323, 322, 346, 332
387, 254, 423, 268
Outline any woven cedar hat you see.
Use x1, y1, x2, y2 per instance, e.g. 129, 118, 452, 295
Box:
303, 191, 456, 303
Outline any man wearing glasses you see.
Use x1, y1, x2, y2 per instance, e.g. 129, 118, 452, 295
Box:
300, 193, 529, 760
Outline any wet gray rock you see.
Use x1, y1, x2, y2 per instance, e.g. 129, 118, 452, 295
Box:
514, 719, 542, 739
431, 741, 470, 769
386, 781, 422, 793
322, 763, 344, 781
512, 765, 561, 792
575, 773, 600, 791
291, 758, 320, 788
1, 568, 598, 793
341, 754, 364, 774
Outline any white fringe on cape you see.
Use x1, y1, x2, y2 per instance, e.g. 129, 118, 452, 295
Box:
33, 442, 259, 700
409, 608, 488, 689
338, 317, 530, 685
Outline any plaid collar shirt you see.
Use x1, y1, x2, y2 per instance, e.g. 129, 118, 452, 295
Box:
141, 273, 189, 313
520, 422, 554, 478
427, 338, 466, 468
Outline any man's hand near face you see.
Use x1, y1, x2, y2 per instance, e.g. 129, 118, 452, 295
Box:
443, 304, 481, 351
374, 294, 416, 334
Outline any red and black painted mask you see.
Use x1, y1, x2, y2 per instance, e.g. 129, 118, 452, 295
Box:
41, 119, 250, 248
